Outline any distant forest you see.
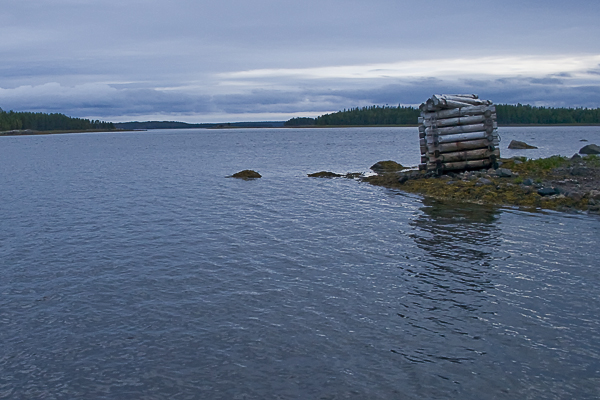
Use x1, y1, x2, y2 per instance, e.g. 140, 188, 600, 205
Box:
285, 104, 600, 126
0, 108, 114, 132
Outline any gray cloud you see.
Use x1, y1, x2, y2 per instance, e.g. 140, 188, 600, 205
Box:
1, 0, 600, 121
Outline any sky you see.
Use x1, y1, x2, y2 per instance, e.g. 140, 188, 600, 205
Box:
1, 0, 600, 123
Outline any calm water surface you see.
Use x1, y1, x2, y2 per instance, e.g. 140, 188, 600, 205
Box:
1, 127, 599, 399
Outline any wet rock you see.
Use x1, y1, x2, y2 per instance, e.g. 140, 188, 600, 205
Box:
508, 140, 538, 149
538, 187, 559, 196
579, 144, 600, 154
496, 168, 513, 178
308, 171, 342, 178
231, 170, 262, 179
370, 160, 406, 173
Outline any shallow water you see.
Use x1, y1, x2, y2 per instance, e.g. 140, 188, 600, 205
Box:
1, 127, 599, 399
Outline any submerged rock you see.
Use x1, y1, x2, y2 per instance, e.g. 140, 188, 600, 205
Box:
508, 140, 538, 149
579, 144, 600, 154
370, 160, 406, 173
231, 170, 262, 179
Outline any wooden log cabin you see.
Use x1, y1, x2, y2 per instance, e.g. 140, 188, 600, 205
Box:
418, 94, 500, 173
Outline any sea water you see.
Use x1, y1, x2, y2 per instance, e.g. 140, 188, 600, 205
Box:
1, 127, 599, 399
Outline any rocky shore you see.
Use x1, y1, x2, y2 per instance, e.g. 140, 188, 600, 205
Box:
362, 154, 600, 214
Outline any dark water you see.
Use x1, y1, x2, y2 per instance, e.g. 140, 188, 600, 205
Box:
1, 127, 599, 399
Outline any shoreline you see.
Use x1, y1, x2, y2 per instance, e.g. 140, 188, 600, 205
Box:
0, 129, 136, 136
361, 155, 600, 214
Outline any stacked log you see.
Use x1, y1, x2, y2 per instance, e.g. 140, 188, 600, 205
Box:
418, 94, 500, 173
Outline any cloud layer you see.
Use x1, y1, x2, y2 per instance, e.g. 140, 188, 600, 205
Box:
1, 0, 599, 122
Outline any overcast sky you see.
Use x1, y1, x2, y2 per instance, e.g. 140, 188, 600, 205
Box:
1, 0, 599, 122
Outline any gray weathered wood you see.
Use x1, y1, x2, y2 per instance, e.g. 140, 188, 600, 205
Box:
426, 122, 497, 136
428, 148, 491, 163
420, 105, 496, 120
437, 159, 493, 171
433, 94, 492, 107
422, 114, 497, 128
426, 138, 492, 154
436, 131, 493, 144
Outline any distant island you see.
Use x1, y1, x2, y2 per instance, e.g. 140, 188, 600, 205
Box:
114, 121, 285, 130
285, 104, 600, 126
0, 108, 114, 134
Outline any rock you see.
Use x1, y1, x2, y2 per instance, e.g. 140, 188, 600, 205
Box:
579, 144, 600, 154
232, 170, 262, 179
476, 178, 493, 186
370, 160, 406, 173
508, 140, 538, 149
522, 178, 534, 186
496, 168, 513, 177
580, 139, 588, 142
570, 167, 590, 176
538, 187, 559, 196
571, 153, 582, 160
567, 192, 583, 202
514, 160, 523, 165
589, 190, 600, 200
307, 171, 342, 178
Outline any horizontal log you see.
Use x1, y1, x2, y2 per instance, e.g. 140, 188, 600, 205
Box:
451, 94, 479, 99
419, 125, 426, 133
419, 131, 425, 139
427, 138, 493, 154
420, 105, 496, 120
432, 94, 492, 107
439, 159, 493, 171
420, 138, 427, 147
426, 121, 497, 136
427, 148, 499, 163
421, 114, 496, 128
428, 148, 492, 163
435, 131, 493, 144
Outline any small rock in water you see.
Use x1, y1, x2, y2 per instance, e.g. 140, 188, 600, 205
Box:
370, 160, 406, 173
579, 144, 600, 155
232, 170, 262, 179
308, 171, 342, 178
508, 140, 538, 149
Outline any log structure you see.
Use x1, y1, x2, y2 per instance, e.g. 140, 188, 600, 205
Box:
418, 94, 500, 173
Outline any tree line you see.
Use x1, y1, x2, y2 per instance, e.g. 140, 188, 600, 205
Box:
0, 108, 114, 132
285, 104, 600, 126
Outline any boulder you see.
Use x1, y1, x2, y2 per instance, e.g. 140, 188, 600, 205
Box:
231, 170, 262, 179
370, 160, 406, 173
538, 187, 559, 196
579, 144, 600, 155
508, 140, 538, 149
496, 168, 513, 178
